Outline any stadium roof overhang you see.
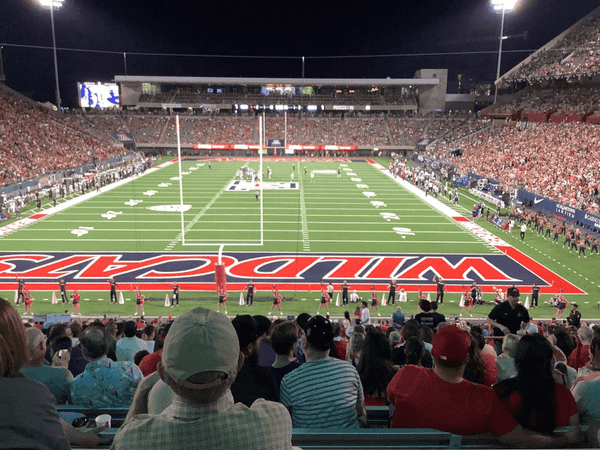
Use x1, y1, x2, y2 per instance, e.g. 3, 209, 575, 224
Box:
114, 75, 439, 87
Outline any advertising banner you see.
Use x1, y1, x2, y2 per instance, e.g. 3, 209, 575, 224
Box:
517, 189, 600, 232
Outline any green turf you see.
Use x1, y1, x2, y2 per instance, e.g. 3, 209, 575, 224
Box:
1, 157, 598, 321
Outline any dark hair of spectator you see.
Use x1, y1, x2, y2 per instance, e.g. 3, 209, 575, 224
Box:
405, 336, 425, 366
0, 298, 28, 377
134, 350, 150, 366
143, 325, 155, 339
496, 334, 556, 434
50, 336, 73, 354
463, 332, 485, 385
344, 311, 351, 321
70, 322, 83, 338
252, 315, 272, 337
401, 322, 420, 342
357, 329, 397, 398
47, 323, 69, 343
124, 321, 136, 338
271, 322, 299, 356
420, 326, 434, 344
552, 326, 576, 359
471, 330, 485, 351
80, 326, 109, 360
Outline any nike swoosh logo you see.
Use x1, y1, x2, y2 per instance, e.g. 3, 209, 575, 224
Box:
534, 198, 544, 204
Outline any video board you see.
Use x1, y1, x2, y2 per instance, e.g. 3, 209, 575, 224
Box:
78, 82, 120, 108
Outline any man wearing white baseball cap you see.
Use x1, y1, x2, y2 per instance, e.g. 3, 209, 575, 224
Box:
112, 307, 292, 450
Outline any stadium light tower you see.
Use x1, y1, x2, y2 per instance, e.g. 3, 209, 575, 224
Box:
492, 0, 518, 103
39, 0, 64, 113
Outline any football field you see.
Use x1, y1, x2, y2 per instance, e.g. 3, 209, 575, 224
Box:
0, 157, 595, 321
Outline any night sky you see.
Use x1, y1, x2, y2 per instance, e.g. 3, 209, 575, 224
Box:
1, 0, 599, 106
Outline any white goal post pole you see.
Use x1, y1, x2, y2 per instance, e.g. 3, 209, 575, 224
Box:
176, 115, 185, 245
259, 114, 263, 181
259, 114, 264, 244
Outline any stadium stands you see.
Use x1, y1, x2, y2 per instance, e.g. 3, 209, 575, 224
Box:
0, 86, 122, 186
428, 121, 600, 213
501, 8, 600, 83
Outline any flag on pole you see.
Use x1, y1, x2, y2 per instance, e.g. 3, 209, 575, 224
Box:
239, 292, 245, 306
165, 294, 170, 307
427, 293, 431, 302
382, 293, 387, 306
14, 290, 18, 304
524, 295, 530, 309
52, 292, 58, 304
335, 293, 340, 307
119, 292, 125, 305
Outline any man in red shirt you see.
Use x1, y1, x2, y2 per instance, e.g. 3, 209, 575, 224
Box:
387, 325, 580, 447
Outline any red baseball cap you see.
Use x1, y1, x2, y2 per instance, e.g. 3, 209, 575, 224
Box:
432, 326, 471, 364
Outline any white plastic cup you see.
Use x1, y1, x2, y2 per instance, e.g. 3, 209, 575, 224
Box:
95, 414, 111, 428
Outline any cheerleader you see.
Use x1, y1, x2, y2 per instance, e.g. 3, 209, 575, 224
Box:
460, 286, 473, 317
270, 285, 283, 316
71, 290, 81, 316
369, 285, 381, 317
134, 286, 145, 316
23, 287, 34, 316
217, 289, 228, 315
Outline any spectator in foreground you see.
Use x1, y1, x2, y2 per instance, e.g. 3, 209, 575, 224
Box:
269, 321, 302, 391
70, 326, 143, 407
0, 298, 102, 449
494, 334, 579, 434
112, 307, 292, 450
496, 334, 520, 382
280, 315, 366, 428
387, 325, 581, 447
357, 329, 397, 406
116, 320, 148, 362
45, 322, 87, 376
255, 315, 277, 368
21, 327, 73, 404
230, 315, 279, 406
138, 321, 172, 376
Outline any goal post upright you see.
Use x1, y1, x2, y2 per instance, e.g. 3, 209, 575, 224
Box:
259, 113, 264, 245
176, 115, 186, 245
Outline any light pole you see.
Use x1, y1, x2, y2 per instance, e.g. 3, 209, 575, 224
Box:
492, 0, 518, 103
40, 0, 64, 112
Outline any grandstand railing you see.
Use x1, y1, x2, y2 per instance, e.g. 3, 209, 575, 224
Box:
87, 425, 589, 449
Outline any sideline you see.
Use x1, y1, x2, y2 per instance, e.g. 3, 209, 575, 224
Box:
366, 160, 585, 295
0, 160, 175, 237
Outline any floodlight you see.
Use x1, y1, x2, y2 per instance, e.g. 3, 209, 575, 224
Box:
38, 0, 65, 112
492, 0, 521, 103
39, 0, 64, 7
491, 0, 518, 12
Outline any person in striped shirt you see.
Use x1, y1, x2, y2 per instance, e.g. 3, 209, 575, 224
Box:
280, 315, 366, 428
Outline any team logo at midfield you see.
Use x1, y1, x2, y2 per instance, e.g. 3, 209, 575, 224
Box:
226, 181, 298, 191
146, 205, 192, 212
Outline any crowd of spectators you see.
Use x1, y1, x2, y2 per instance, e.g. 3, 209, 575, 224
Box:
503, 13, 600, 83
0, 88, 123, 186
3, 290, 600, 448
429, 121, 600, 212
486, 85, 600, 117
